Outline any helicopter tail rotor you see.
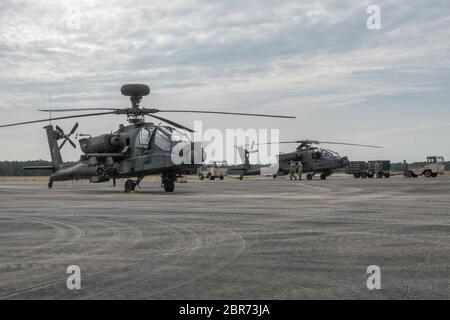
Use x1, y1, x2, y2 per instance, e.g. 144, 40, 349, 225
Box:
57, 122, 79, 150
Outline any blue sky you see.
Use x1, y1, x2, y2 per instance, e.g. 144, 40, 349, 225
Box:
0, 0, 449, 162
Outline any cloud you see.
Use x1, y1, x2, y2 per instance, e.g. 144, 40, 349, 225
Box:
0, 0, 449, 161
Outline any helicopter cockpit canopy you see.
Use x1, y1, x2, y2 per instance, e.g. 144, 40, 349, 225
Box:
137, 127, 154, 147
170, 127, 192, 144
137, 126, 188, 151
321, 148, 340, 160
154, 127, 171, 151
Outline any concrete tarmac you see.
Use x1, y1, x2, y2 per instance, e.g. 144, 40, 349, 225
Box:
0, 176, 449, 299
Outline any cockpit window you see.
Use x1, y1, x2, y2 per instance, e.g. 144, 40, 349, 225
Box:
155, 129, 171, 151
137, 128, 154, 148
312, 151, 322, 160
171, 128, 192, 143
139, 128, 151, 145
322, 150, 333, 160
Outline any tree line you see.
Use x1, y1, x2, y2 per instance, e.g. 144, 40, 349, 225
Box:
0, 160, 53, 176
0, 160, 448, 176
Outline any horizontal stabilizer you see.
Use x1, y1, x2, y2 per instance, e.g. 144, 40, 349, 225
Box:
22, 166, 55, 171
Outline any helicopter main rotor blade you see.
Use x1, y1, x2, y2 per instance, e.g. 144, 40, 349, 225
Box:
40, 108, 296, 119
247, 140, 382, 148
245, 141, 302, 146
314, 141, 382, 148
152, 109, 296, 119
0, 112, 115, 128
146, 114, 195, 132
39, 108, 118, 112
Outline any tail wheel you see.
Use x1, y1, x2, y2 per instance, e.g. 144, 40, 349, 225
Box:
306, 174, 313, 180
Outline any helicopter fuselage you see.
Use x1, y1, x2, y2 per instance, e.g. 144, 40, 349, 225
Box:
47, 122, 203, 184
277, 147, 349, 177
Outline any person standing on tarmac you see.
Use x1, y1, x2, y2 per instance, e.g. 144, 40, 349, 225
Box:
402, 160, 409, 178
374, 161, 381, 177
296, 161, 303, 180
289, 161, 297, 180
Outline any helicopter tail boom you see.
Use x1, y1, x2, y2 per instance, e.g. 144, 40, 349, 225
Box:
44, 125, 64, 171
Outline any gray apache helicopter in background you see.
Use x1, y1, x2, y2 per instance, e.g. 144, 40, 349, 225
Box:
238, 140, 381, 180
0, 84, 295, 192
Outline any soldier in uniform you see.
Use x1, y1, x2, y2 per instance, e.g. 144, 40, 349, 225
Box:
374, 161, 381, 177
402, 160, 409, 178
296, 161, 303, 180
289, 160, 297, 180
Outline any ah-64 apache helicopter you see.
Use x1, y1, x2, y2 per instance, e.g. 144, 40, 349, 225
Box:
0, 84, 294, 192
238, 140, 381, 180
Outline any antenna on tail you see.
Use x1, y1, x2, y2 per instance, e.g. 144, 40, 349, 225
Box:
48, 93, 52, 125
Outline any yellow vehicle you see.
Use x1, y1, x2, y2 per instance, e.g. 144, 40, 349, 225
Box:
405, 156, 445, 178
198, 161, 228, 180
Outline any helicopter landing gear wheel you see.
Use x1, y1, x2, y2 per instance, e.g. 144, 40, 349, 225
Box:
124, 179, 136, 192
163, 180, 175, 192
162, 174, 176, 192
320, 173, 327, 180
48, 180, 53, 189
306, 173, 313, 180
